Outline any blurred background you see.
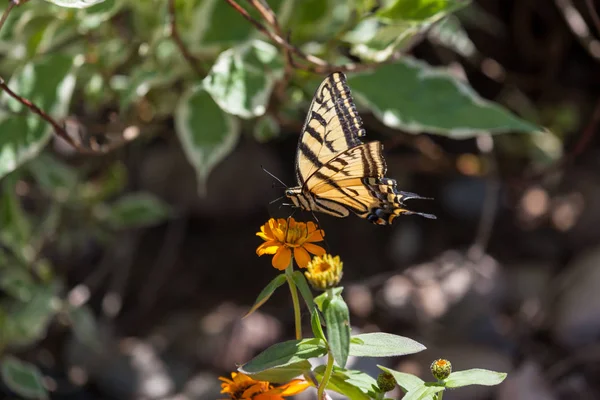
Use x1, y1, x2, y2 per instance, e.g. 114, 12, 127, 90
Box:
1, 0, 600, 399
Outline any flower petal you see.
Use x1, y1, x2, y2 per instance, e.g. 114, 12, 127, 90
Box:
272, 219, 285, 242
274, 379, 311, 396
257, 241, 280, 255
306, 228, 324, 243
294, 247, 312, 268
272, 247, 292, 270
303, 242, 326, 256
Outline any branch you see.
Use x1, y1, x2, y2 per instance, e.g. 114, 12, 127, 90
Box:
225, 0, 404, 74
585, 0, 600, 35
0, 76, 84, 151
555, 0, 600, 62
0, 1, 16, 33
167, 0, 205, 76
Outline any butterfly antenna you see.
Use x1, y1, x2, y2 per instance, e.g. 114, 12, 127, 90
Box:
269, 195, 285, 205
261, 165, 288, 189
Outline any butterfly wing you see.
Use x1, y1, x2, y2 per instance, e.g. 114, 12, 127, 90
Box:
294, 72, 365, 187
306, 142, 436, 225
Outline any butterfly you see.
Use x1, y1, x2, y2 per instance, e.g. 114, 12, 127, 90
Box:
284, 72, 436, 225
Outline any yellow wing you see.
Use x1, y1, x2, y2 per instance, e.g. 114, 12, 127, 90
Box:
306, 141, 435, 225
287, 71, 435, 225
294, 72, 365, 186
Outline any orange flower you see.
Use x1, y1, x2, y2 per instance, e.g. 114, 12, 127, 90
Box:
219, 372, 310, 400
256, 218, 325, 270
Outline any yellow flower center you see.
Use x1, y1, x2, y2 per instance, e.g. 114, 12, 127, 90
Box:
282, 226, 308, 247
315, 260, 332, 273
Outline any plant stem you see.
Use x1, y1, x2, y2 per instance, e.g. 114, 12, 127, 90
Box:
285, 262, 302, 340
437, 391, 444, 400
317, 352, 335, 400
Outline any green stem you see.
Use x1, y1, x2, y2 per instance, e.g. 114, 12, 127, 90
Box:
437, 391, 444, 400
285, 261, 302, 340
317, 352, 334, 400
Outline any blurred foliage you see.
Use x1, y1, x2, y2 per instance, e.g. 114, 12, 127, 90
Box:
0, 0, 549, 398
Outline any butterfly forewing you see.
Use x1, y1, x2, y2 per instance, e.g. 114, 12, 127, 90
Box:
295, 72, 366, 186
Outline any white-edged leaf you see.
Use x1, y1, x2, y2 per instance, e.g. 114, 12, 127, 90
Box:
344, 0, 469, 61
43, 0, 105, 8
1, 355, 48, 399
348, 59, 540, 137
0, 54, 76, 179
428, 15, 476, 58
203, 39, 284, 119
175, 85, 240, 195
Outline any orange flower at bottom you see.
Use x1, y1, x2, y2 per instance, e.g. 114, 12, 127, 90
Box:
256, 218, 325, 270
219, 372, 310, 400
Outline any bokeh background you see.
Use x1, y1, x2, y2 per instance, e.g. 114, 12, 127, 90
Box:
1, 0, 600, 399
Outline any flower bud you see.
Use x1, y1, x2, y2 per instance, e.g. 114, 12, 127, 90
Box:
304, 254, 343, 290
430, 359, 452, 380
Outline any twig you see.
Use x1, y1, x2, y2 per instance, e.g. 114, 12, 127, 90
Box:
227, 0, 434, 74
0, 1, 16, 33
555, 0, 600, 62
0, 76, 83, 151
585, 0, 600, 35
167, 0, 205, 76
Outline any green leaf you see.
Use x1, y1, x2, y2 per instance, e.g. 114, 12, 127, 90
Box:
348, 60, 540, 137
443, 368, 507, 387
240, 361, 312, 384
377, 0, 468, 22
378, 365, 425, 393
79, 162, 127, 203
43, 0, 105, 8
239, 338, 327, 374
67, 305, 101, 349
403, 385, 444, 400
103, 193, 171, 229
203, 40, 284, 119
245, 273, 287, 317
1, 282, 60, 347
0, 267, 36, 302
311, 310, 326, 342
0, 54, 77, 179
314, 366, 379, 400
324, 294, 351, 368
314, 287, 343, 310
194, 0, 284, 47
0, 175, 32, 255
27, 153, 78, 200
253, 115, 280, 142
350, 333, 426, 357
175, 85, 240, 195
1, 356, 48, 400
292, 270, 315, 312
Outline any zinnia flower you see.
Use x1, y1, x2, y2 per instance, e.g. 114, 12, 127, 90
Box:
304, 254, 343, 290
256, 218, 325, 270
219, 372, 309, 400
